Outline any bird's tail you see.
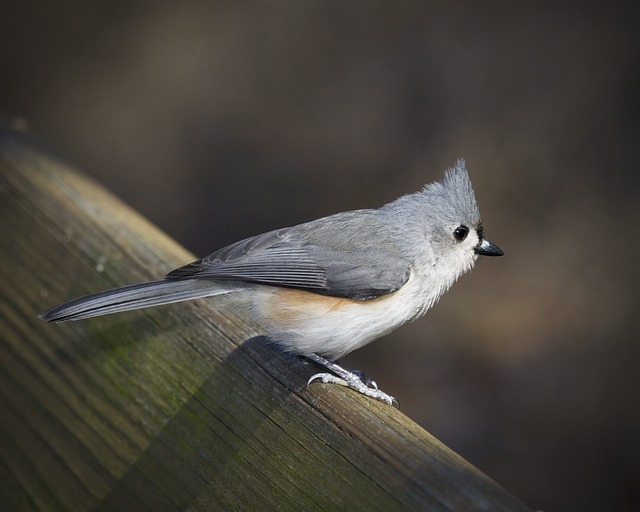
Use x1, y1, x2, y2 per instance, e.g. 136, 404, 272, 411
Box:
38, 279, 233, 322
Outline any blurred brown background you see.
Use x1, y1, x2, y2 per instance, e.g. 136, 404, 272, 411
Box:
1, 2, 638, 510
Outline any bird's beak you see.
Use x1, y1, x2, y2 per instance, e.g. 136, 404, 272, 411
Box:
475, 238, 504, 257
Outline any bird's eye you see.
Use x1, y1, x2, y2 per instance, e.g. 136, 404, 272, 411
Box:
453, 225, 469, 242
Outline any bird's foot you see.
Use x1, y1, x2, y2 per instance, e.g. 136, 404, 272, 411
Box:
305, 353, 398, 407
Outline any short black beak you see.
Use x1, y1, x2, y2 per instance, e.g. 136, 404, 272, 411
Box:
475, 238, 504, 257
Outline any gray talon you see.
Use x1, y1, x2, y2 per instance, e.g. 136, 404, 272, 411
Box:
306, 354, 397, 406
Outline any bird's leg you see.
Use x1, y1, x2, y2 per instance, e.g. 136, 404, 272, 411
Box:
305, 353, 398, 407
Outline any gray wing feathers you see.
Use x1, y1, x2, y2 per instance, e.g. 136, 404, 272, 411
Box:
166, 213, 412, 300
38, 279, 232, 322
40, 211, 412, 322
322, 261, 411, 299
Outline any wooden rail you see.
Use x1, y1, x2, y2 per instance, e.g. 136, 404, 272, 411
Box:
0, 124, 531, 511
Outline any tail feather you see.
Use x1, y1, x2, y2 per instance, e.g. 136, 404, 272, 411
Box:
38, 279, 232, 322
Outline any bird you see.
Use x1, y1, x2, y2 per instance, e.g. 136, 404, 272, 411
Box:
39, 159, 503, 405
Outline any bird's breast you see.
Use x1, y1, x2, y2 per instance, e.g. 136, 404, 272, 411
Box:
245, 272, 436, 359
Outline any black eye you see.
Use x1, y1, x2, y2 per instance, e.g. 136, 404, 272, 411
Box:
453, 225, 469, 242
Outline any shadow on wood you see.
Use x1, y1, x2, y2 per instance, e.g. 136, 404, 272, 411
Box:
0, 123, 531, 511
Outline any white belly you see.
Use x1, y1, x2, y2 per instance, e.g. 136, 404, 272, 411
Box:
244, 272, 442, 359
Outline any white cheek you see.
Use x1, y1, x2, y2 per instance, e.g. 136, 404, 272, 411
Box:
455, 246, 478, 274
467, 231, 480, 249
450, 234, 481, 276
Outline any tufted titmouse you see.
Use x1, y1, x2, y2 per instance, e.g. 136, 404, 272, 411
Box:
39, 159, 503, 405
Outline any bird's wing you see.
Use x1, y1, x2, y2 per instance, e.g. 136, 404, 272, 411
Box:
165, 213, 411, 300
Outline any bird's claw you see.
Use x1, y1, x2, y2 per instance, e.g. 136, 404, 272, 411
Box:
307, 371, 398, 407
304, 353, 398, 407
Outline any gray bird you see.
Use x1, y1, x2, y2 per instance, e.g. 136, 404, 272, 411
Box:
39, 159, 503, 405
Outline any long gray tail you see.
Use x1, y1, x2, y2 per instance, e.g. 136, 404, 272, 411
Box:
38, 279, 233, 322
